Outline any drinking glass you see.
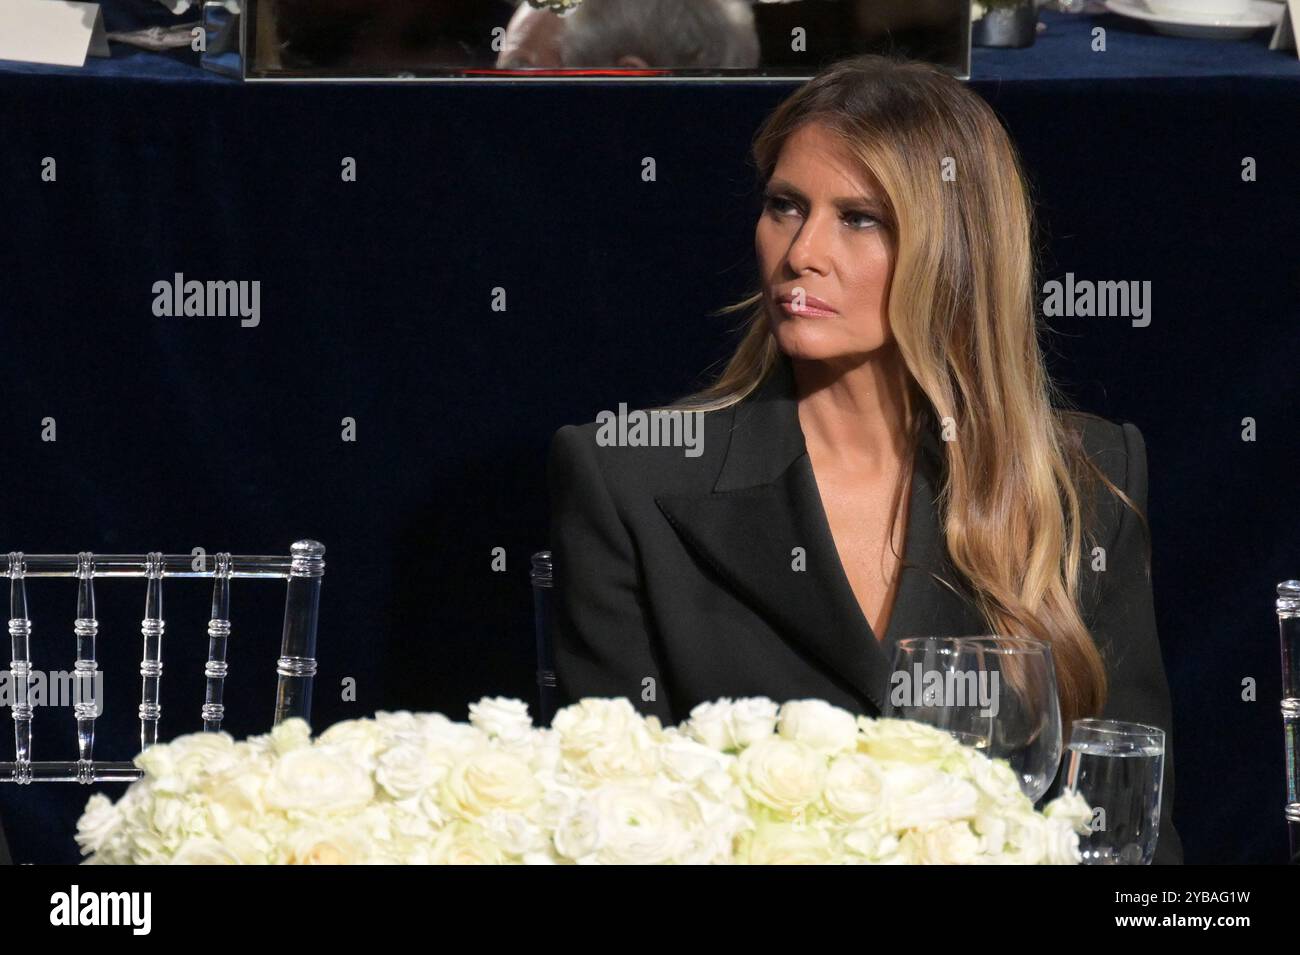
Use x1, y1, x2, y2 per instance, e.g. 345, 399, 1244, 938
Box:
884, 636, 1063, 803
1063, 718, 1165, 864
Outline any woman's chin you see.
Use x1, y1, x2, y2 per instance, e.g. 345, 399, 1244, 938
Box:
774, 331, 889, 364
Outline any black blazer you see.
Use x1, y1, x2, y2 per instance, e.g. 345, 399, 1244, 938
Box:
547, 355, 1182, 864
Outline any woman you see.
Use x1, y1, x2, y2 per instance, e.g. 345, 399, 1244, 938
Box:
547, 55, 1181, 863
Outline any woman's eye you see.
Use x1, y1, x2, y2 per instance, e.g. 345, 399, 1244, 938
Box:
763, 194, 795, 216
762, 193, 878, 231
843, 211, 879, 231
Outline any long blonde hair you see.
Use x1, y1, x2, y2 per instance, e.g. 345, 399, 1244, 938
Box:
679, 55, 1146, 730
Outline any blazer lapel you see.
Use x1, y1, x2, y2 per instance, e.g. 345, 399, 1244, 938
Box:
655, 355, 985, 715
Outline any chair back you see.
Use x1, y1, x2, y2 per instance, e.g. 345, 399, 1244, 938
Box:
1, 540, 324, 784
1278, 579, 1300, 861
530, 550, 557, 727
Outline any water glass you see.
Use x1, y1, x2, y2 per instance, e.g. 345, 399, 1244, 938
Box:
884, 636, 1063, 803
1063, 718, 1165, 864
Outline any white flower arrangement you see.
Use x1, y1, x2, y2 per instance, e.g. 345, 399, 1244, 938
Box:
76, 696, 1092, 864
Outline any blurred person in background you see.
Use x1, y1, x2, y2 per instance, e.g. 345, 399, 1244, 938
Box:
497, 0, 760, 70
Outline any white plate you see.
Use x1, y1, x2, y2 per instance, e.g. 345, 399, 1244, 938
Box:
1102, 0, 1283, 38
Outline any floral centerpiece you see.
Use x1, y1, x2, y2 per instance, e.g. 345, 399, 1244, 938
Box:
76, 697, 1091, 864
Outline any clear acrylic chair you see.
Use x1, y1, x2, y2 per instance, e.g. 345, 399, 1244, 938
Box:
530, 550, 557, 727
0, 540, 324, 784
1277, 580, 1300, 862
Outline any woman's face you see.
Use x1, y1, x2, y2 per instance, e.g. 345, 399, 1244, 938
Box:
756, 122, 895, 364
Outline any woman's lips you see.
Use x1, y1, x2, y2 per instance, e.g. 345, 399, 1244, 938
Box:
778, 299, 838, 317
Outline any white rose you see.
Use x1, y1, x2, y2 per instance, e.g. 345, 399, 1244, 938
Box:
552, 698, 646, 751
1044, 789, 1093, 833
387, 800, 436, 838
269, 718, 313, 755
75, 793, 120, 856
263, 745, 375, 814
581, 732, 661, 782
414, 712, 490, 753
171, 731, 240, 772
203, 762, 273, 827
150, 795, 210, 849
1041, 817, 1083, 864
683, 698, 733, 750
685, 697, 778, 751
823, 753, 887, 822
973, 811, 1009, 856
479, 808, 548, 856
281, 825, 375, 865
552, 728, 659, 784
125, 829, 171, 866
468, 697, 534, 743
373, 710, 422, 735
534, 781, 584, 829
881, 765, 979, 830
966, 752, 1029, 808
551, 698, 663, 782
911, 821, 983, 864
135, 731, 240, 794
432, 821, 511, 864
586, 782, 692, 865
418, 788, 449, 828
169, 837, 242, 864
524, 730, 562, 778
1002, 813, 1049, 864
375, 741, 442, 800
736, 737, 826, 815
742, 819, 837, 864
657, 736, 733, 784
382, 803, 441, 863
442, 749, 542, 819
841, 822, 898, 862
858, 717, 964, 765
730, 698, 781, 747
216, 826, 272, 864
778, 699, 860, 754
696, 765, 747, 810
678, 787, 753, 864
317, 719, 385, 767
552, 798, 601, 861
150, 794, 182, 835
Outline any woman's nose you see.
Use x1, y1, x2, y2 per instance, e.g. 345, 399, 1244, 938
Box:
786, 213, 833, 274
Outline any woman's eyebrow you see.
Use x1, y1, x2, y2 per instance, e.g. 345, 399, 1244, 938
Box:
766, 178, 884, 211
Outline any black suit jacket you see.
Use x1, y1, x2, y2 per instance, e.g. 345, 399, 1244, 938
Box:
547, 355, 1182, 864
